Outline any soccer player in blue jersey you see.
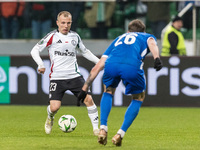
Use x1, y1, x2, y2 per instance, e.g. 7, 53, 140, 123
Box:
78, 19, 163, 146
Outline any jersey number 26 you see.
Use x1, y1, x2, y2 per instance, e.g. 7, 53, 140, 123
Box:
114, 33, 138, 47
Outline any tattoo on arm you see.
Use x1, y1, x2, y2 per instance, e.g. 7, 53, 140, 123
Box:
85, 74, 93, 87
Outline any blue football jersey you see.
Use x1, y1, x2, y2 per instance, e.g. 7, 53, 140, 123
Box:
103, 32, 157, 69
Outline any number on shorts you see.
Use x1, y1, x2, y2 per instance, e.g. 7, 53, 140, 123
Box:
50, 82, 57, 91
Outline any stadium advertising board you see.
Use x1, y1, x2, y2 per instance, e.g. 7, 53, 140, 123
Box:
5, 56, 200, 106
0, 56, 10, 104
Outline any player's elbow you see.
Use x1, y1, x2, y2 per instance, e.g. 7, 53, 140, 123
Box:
30, 49, 34, 57
148, 41, 157, 48
31, 47, 40, 58
91, 66, 98, 73
30, 49, 33, 55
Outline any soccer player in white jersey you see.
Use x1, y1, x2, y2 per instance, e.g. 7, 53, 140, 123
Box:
78, 19, 163, 146
31, 11, 99, 136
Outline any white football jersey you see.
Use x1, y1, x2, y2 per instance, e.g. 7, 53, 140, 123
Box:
32, 30, 98, 80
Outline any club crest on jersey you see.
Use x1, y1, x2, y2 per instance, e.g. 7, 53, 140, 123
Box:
71, 40, 77, 46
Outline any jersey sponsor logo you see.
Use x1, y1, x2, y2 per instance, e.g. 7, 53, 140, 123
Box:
54, 50, 75, 56
56, 39, 62, 43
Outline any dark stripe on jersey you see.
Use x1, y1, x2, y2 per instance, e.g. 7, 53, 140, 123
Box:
75, 63, 81, 76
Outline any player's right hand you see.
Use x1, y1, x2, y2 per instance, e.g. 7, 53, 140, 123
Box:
77, 90, 87, 103
38, 68, 45, 74
154, 57, 163, 71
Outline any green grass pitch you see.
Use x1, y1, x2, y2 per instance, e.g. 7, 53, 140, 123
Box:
0, 105, 199, 150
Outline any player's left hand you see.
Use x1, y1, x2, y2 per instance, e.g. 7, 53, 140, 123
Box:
154, 57, 163, 71
77, 90, 87, 103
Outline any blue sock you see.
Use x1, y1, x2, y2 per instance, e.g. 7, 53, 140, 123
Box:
100, 92, 113, 126
121, 99, 143, 132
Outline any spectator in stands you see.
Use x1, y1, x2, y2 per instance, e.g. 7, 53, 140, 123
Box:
84, 2, 115, 39
0, 2, 25, 39
178, 1, 200, 30
30, 2, 53, 39
161, 16, 187, 56
145, 2, 170, 39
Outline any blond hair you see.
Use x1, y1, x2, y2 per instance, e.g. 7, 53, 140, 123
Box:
57, 11, 72, 20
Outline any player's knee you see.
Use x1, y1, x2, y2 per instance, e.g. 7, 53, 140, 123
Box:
135, 97, 145, 101
105, 87, 115, 95
132, 92, 145, 101
83, 95, 94, 106
50, 104, 60, 112
50, 106, 59, 112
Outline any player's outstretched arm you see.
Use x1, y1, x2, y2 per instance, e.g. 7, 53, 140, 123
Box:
148, 37, 160, 59
31, 46, 46, 74
81, 49, 100, 64
148, 37, 163, 71
77, 57, 107, 102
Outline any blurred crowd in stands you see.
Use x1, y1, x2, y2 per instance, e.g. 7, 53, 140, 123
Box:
0, 1, 199, 40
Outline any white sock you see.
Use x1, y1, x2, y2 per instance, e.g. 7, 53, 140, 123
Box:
117, 129, 125, 138
87, 104, 99, 130
47, 105, 57, 119
100, 125, 108, 132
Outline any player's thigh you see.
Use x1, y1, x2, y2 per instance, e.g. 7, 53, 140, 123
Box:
69, 76, 85, 97
124, 76, 145, 94
69, 76, 94, 105
103, 63, 121, 88
49, 80, 66, 101
121, 65, 146, 95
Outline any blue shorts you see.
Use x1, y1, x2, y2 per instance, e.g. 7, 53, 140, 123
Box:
103, 63, 146, 95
